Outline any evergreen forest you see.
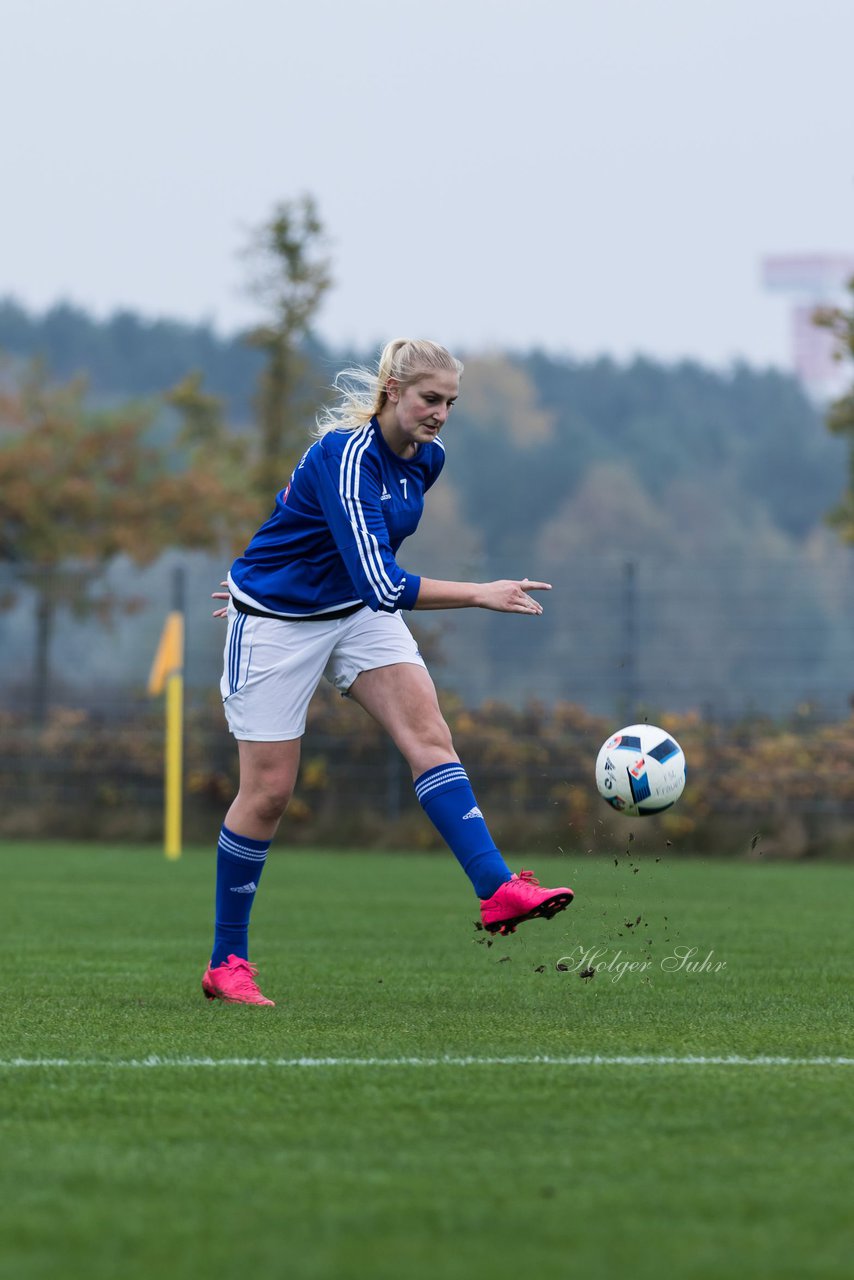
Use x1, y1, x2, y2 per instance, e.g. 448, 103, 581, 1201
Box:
1, 296, 851, 721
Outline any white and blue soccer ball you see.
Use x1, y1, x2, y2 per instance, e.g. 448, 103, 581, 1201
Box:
595, 723, 686, 817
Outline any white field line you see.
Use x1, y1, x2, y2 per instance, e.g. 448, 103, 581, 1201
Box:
1, 1055, 852, 1069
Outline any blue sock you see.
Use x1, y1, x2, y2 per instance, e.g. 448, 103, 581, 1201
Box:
414, 763, 512, 899
210, 825, 271, 967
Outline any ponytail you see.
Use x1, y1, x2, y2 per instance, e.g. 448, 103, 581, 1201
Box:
314, 338, 463, 436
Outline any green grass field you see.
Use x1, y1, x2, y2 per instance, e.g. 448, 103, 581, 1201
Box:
2, 841, 852, 1280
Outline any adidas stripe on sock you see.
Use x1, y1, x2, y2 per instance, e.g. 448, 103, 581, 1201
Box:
211, 824, 270, 967
414, 763, 511, 900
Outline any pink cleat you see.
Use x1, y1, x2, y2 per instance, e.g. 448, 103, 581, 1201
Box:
202, 954, 276, 1006
480, 869, 574, 936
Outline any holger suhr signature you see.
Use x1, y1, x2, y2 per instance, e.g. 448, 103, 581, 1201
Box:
557, 944, 727, 983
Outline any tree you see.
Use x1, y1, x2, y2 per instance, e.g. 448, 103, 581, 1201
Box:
815, 278, 854, 538
242, 195, 332, 500
0, 363, 256, 722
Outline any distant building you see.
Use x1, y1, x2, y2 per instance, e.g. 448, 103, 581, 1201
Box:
762, 254, 854, 401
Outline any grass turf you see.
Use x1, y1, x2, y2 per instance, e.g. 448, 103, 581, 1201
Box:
1, 842, 852, 1280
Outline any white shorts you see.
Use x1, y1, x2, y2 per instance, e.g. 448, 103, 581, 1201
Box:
220, 602, 426, 740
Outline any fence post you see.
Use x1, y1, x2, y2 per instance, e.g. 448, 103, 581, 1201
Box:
619, 560, 639, 723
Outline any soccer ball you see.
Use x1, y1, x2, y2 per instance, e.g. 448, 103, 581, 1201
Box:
595, 723, 686, 817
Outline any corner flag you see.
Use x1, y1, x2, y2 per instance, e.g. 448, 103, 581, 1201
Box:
148, 610, 185, 860
148, 612, 184, 696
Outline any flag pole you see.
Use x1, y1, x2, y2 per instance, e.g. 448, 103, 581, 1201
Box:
164, 656, 184, 860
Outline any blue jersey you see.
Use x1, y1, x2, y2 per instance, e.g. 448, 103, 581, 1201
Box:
228, 418, 445, 617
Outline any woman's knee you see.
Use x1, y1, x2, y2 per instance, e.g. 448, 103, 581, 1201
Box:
242, 774, 294, 823
236, 741, 300, 823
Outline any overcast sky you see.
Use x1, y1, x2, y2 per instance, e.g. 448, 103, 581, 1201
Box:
2, 0, 852, 369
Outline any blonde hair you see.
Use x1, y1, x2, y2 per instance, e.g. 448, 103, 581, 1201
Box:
314, 338, 463, 436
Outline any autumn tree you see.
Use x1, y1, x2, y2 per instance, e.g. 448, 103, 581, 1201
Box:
0, 363, 256, 722
242, 194, 332, 502
815, 278, 854, 538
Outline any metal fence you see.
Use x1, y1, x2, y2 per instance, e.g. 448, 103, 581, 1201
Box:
4, 544, 854, 719
3, 550, 854, 852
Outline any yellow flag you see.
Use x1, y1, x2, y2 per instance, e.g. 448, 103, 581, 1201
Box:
148, 612, 185, 696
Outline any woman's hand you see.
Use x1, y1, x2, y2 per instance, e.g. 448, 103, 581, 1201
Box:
212, 580, 229, 619
476, 578, 551, 614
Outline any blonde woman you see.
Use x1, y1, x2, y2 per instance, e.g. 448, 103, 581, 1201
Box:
203, 339, 573, 1005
